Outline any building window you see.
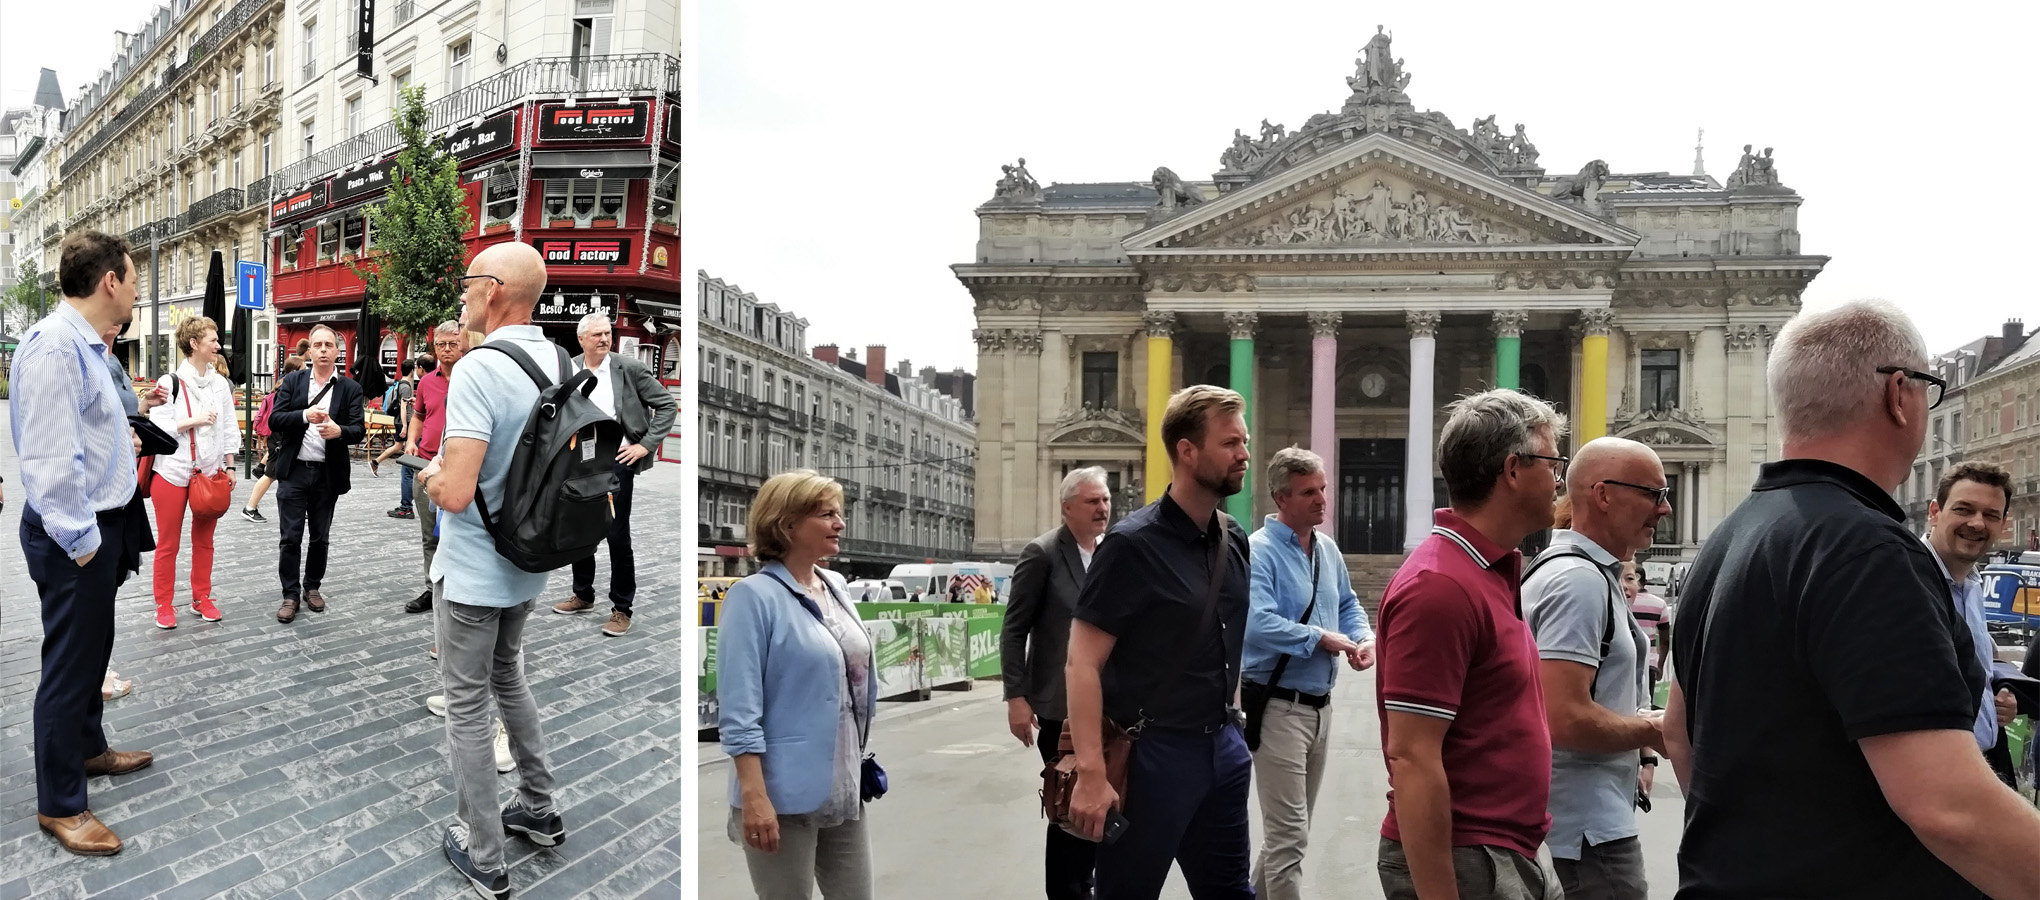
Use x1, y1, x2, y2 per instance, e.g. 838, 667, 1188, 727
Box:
652, 166, 677, 226
233, 69, 244, 108
302, 119, 315, 159
301, 20, 318, 82
318, 219, 339, 261
448, 39, 472, 92
1953, 411, 1964, 443
1081, 351, 1118, 409
344, 0, 362, 54
541, 179, 628, 226
1933, 416, 1945, 449
210, 81, 220, 123
345, 96, 361, 136
263, 44, 275, 84
483, 169, 518, 228
392, 69, 410, 107
1640, 349, 1680, 411
341, 211, 365, 256
739, 363, 752, 397
261, 133, 272, 177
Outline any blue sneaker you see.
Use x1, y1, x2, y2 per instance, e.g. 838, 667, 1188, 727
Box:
502, 802, 566, 847
443, 824, 510, 899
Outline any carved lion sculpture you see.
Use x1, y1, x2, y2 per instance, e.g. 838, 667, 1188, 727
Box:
1548, 159, 1610, 206
1151, 167, 1205, 208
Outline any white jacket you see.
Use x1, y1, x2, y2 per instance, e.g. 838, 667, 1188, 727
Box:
147, 361, 242, 487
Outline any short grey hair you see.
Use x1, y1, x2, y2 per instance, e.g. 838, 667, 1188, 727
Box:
1438, 389, 1568, 508
433, 319, 462, 337
1059, 466, 1109, 503
1767, 299, 1929, 443
576, 312, 613, 337
1266, 447, 1324, 497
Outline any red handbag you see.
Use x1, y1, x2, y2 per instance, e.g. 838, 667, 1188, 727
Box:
180, 378, 234, 519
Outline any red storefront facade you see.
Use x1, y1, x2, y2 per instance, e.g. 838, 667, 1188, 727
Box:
267, 94, 682, 384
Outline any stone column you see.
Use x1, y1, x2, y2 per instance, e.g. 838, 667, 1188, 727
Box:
1011, 328, 1045, 540
971, 327, 1007, 556
1491, 309, 1527, 390
1225, 311, 1259, 524
1404, 310, 1440, 550
1684, 461, 1700, 546
1308, 311, 1342, 533
1142, 311, 1175, 503
1578, 309, 1616, 445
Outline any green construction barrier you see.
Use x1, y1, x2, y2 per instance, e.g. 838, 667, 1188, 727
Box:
865, 618, 923, 700
966, 614, 1003, 679
857, 602, 1005, 621
699, 627, 719, 732
921, 617, 969, 689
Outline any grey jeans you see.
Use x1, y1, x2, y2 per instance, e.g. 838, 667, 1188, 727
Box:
738, 809, 873, 900
416, 487, 438, 587
1378, 836, 1564, 900
435, 587, 557, 872
1552, 836, 1645, 900
1252, 698, 1333, 900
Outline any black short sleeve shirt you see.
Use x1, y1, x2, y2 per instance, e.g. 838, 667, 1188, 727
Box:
1671, 459, 1986, 900
1074, 490, 1251, 730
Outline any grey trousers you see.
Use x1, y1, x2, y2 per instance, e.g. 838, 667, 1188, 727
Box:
739, 811, 873, 900
435, 588, 557, 872
1552, 836, 1645, 900
1251, 698, 1333, 900
1378, 836, 1565, 900
417, 488, 438, 587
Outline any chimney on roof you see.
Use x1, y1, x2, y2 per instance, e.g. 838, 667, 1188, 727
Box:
896, 358, 912, 379
2008, 318, 2029, 357
866, 345, 888, 386
919, 365, 937, 385
813, 344, 839, 365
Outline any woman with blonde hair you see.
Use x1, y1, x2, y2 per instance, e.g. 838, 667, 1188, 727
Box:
145, 316, 241, 628
719, 469, 877, 899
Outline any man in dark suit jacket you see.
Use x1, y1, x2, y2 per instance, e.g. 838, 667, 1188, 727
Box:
555, 313, 679, 637
265, 324, 365, 623
1003, 466, 1114, 900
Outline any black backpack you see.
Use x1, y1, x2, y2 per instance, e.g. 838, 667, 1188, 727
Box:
1522, 546, 1622, 660
468, 341, 623, 573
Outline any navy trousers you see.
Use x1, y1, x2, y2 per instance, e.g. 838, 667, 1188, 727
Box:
1037, 718, 1099, 899
1095, 723, 1255, 900
22, 504, 127, 818
570, 462, 637, 615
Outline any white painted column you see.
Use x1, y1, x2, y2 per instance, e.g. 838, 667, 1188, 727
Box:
1404, 310, 1440, 550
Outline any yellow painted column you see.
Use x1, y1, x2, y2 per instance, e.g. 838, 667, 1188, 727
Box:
1578, 310, 1614, 444
1144, 311, 1174, 503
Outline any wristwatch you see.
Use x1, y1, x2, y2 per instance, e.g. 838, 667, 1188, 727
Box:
1640, 754, 1659, 767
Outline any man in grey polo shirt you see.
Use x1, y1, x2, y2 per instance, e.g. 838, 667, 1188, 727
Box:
1521, 437, 1670, 899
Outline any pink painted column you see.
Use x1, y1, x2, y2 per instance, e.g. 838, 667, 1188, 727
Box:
1308, 311, 1342, 534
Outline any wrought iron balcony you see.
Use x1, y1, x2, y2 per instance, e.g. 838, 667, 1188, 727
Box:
42, 222, 60, 242
184, 0, 277, 70
244, 176, 274, 209
181, 188, 244, 229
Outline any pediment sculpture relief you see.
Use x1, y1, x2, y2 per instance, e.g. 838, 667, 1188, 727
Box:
1216, 177, 1529, 248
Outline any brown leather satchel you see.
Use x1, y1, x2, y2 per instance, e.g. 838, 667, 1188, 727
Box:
1041, 516, 1230, 840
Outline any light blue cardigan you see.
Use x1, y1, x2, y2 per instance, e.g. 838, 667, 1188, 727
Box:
718, 561, 880, 815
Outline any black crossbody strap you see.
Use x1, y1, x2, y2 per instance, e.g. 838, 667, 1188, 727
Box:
1265, 542, 1324, 692
1130, 513, 1232, 734
1523, 546, 1619, 659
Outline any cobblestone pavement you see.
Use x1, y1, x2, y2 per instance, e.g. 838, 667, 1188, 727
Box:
0, 402, 687, 900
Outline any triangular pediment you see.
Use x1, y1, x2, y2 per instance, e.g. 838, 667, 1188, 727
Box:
1125, 134, 1640, 254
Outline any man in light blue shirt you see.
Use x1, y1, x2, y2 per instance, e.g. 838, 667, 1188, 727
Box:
418, 242, 564, 899
1922, 461, 2022, 785
11, 230, 156, 856
1241, 446, 1373, 900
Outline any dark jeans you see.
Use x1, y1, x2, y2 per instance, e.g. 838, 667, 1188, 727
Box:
1037, 718, 1099, 900
1553, 836, 1646, 900
276, 462, 338, 597
23, 504, 126, 818
570, 462, 636, 614
1095, 723, 1253, 900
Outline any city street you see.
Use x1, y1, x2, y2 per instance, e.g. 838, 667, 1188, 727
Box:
0, 402, 688, 900
699, 679, 1688, 899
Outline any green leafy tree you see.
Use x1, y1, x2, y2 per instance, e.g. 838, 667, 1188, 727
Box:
2, 258, 45, 332
354, 85, 470, 342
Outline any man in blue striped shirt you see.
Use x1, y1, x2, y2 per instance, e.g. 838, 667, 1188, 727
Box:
11, 230, 157, 856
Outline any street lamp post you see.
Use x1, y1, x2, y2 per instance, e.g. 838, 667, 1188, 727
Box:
149, 225, 162, 378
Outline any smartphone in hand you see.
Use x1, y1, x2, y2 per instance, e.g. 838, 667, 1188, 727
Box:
1103, 810, 1130, 844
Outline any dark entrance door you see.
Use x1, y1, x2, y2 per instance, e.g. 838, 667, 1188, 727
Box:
1340, 438, 1405, 554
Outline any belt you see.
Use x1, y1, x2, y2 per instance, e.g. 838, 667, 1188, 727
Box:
1265, 685, 1331, 708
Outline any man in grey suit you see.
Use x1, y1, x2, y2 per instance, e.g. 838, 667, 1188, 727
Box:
1004, 466, 1113, 900
555, 312, 679, 637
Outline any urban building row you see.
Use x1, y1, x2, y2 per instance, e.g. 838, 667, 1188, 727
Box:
1908, 320, 2040, 551
697, 271, 978, 578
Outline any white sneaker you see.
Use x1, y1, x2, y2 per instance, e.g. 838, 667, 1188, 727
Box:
494, 721, 514, 774
426, 695, 447, 717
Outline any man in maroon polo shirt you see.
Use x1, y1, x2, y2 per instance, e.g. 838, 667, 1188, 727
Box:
1376, 388, 1567, 900
403, 320, 465, 614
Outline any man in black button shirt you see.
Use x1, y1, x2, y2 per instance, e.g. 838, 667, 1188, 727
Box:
1066, 385, 1253, 900
1665, 299, 2040, 900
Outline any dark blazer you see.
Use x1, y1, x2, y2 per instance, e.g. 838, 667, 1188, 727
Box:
1002, 525, 1092, 722
574, 351, 679, 474
264, 367, 366, 494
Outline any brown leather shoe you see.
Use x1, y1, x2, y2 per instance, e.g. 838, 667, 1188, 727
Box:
278, 595, 299, 623
38, 811, 121, 856
83, 749, 153, 776
304, 589, 326, 613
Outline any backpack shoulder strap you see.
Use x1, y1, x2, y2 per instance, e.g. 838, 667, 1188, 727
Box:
1522, 546, 1619, 659
472, 341, 552, 391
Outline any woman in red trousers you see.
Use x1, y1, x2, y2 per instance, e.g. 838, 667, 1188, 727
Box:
146, 315, 240, 628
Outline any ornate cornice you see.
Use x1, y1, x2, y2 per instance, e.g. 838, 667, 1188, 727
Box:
1578, 309, 1616, 336
1725, 323, 1767, 352
1490, 309, 1528, 338
1142, 310, 1177, 339
1224, 311, 1259, 341
1009, 329, 1044, 355
1307, 311, 1344, 338
972, 328, 1005, 353
1139, 272, 1255, 293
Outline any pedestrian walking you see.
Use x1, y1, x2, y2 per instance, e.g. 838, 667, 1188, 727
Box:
1520, 437, 1671, 900
264, 324, 365, 623
144, 315, 241, 629
404, 326, 463, 614
1374, 388, 1567, 900
240, 354, 302, 523
1919, 461, 2022, 788
719, 469, 878, 900
1242, 446, 1374, 900
371, 356, 421, 521
1665, 299, 2040, 899
1064, 385, 1254, 900
12, 230, 156, 855
1003, 466, 1112, 900
1621, 563, 1670, 690
415, 242, 566, 899
554, 312, 678, 637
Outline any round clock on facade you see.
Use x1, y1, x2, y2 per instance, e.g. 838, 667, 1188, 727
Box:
1361, 372, 1387, 398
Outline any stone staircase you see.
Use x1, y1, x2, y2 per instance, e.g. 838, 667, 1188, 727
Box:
1343, 553, 1411, 625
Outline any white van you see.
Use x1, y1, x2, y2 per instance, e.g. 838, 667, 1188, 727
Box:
887, 562, 1016, 602
846, 579, 909, 602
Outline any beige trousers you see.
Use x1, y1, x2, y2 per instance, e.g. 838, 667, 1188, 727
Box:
1251, 697, 1333, 900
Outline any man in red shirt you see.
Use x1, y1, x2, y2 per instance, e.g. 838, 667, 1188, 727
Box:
404, 321, 465, 614
1376, 388, 1567, 900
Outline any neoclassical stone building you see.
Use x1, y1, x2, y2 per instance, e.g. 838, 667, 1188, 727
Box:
954, 31, 1824, 577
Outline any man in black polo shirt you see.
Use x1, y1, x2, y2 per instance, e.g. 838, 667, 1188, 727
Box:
1065, 384, 1253, 900
1665, 299, 2040, 900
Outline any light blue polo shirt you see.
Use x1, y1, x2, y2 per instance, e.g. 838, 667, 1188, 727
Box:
429, 324, 559, 607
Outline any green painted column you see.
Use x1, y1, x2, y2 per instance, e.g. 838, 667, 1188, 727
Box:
1225, 312, 1257, 524
1493, 310, 1526, 390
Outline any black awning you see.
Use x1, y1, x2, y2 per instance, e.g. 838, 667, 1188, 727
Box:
529, 149, 655, 180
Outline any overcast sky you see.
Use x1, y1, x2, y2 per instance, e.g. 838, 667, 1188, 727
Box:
1, 0, 160, 114
695, 0, 2039, 372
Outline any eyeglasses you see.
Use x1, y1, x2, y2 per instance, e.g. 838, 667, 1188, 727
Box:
1520, 453, 1569, 477
1876, 366, 1946, 409
1601, 479, 1673, 506
432, 340, 464, 349
454, 274, 504, 288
